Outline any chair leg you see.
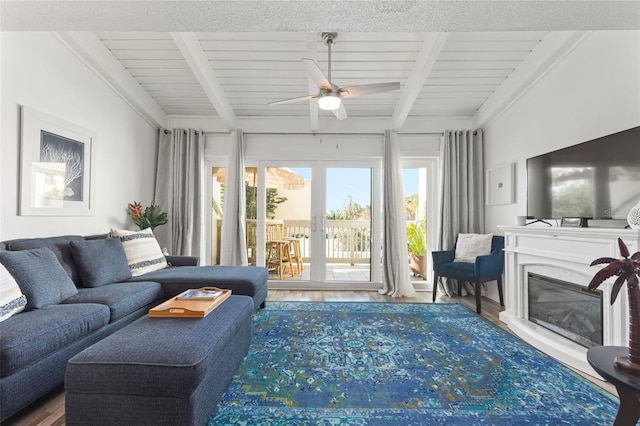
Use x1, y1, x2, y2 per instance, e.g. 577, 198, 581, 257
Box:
432, 274, 439, 302
497, 276, 504, 306
457, 280, 462, 296
475, 281, 482, 314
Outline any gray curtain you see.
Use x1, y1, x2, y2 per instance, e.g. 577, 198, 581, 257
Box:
437, 129, 484, 295
219, 129, 248, 266
154, 128, 205, 257
380, 130, 416, 298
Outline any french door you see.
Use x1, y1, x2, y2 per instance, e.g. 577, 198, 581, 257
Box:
252, 161, 382, 289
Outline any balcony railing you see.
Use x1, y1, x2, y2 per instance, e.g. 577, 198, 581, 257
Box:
284, 219, 371, 264
246, 219, 371, 265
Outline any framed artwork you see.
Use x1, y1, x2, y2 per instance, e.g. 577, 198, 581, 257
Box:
486, 162, 515, 205
19, 106, 96, 216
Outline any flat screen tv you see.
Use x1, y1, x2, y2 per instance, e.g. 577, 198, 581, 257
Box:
527, 126, 640, 221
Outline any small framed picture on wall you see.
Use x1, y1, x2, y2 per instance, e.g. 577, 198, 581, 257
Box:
486, 162, 515, 205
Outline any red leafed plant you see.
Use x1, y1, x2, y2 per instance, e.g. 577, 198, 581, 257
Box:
588, 238, 640, 374
127, 202, 168, 230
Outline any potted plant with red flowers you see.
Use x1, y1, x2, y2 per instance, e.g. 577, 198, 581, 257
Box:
127, 202, 168, 230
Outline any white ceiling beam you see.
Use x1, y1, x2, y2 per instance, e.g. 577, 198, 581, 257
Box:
305, 32, 319, 132
391, 33, 449, 131
170, 32, 237, 131
54, 32, 168, 128
474, 31, 590, 129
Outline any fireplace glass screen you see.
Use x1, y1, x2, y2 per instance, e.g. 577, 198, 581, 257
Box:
528, 273, 603, 348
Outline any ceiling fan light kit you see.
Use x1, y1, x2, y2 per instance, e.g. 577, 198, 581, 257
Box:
318, 94, 341, 111
269, 32, 401, 120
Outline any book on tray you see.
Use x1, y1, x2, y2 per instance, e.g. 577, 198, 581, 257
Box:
176, 289, 223, 300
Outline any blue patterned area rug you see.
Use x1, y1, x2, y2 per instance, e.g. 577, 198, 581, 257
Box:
210, 302, 618, 425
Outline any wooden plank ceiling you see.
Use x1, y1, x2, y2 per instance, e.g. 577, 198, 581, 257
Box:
96, 31, 548, 121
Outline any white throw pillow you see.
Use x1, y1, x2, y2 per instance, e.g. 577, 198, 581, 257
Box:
110, 228, 167, 277
0, 263, 27, 322
454, 233, 493, 263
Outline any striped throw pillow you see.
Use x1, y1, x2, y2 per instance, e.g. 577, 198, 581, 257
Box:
110, 228, 167, 277
0, 263, 27, 322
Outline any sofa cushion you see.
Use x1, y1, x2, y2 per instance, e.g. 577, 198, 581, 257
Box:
0, 264, 27, 322
110, 228, 167, 277
131, 265, 266, 290
130, 265, 269, 309
0, 248, 78, 310
454, 233, 493, 263
4, 235, 85, 285
70, 238, 132, 287
0, 303, 110, 377
62, 281, 164, 322
437, 261, 476, 277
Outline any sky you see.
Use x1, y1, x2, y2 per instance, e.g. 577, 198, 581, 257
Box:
290, 167, 419, 212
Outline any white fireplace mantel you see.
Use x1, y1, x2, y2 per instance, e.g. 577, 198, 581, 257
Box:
498, 225, 640, 377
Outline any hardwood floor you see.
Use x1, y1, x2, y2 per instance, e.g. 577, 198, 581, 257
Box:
3, 290, 614, 426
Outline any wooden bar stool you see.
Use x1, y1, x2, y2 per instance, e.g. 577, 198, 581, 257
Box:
266, 240, 293, 280
284, 237, 303, 276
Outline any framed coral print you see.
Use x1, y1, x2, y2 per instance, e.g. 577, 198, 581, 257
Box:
19, 106, 96, 216
486, 162, 515, 205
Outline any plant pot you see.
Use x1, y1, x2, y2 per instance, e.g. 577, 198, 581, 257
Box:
409, 254, 425, 277
615, 282, 640, 375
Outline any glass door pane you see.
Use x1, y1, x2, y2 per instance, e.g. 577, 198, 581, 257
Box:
262, 166, 310, 281
325, 168, 372, 282
211, 167, 226, 265
403, 167, 427, 282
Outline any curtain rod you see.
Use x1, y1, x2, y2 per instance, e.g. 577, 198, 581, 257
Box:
160, 129, 475, 136
160, 129, 203, 135
447, 130, 479, 135
235, 132, 444, 136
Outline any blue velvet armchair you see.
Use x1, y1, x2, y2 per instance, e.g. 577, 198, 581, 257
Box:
431, 235, 505, 314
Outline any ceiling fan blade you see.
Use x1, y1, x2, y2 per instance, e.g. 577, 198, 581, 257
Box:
339, 82, 401, 98
332, 103, 348, 120
269, 94, 318, 106
301, 58, 335, 91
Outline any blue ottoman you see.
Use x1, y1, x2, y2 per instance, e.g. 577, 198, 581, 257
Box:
64, 295, 253, 426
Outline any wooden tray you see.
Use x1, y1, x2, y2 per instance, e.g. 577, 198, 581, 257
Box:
149, 287, 231, 318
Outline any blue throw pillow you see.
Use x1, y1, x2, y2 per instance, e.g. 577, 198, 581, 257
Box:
70, 238, 132, 287
0, 248, 78, 310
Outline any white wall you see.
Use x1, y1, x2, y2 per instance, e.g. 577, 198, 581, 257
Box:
483, 30, 640, 234
1, 32, 159, 240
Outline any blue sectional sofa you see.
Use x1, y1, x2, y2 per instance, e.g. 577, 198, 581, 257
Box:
0, 234, 268, 422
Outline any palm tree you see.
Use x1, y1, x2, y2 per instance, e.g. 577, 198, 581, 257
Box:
588, 238, 640, 374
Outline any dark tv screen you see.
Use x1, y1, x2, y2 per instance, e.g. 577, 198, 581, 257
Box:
527, 126, 640, 220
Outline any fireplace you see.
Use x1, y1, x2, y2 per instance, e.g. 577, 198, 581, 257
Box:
528, 273, 603, 348
498, 226, 639, 377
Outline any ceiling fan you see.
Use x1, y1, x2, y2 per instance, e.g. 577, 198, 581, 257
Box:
269, 32, 401, 120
